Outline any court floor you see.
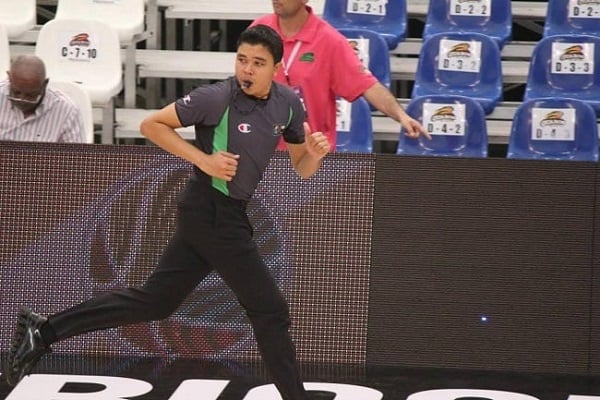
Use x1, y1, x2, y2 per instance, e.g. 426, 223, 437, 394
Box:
1, 353, 599, 399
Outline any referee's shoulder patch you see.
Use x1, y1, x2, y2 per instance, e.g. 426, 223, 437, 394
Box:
273, 124, 287, 136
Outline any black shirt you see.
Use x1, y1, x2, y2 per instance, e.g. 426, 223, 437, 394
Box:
175, 77, 305, 200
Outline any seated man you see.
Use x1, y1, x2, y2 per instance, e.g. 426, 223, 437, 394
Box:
0, 55, 86, 143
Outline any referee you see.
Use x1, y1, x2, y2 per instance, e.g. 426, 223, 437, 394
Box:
7, 24, 330, 400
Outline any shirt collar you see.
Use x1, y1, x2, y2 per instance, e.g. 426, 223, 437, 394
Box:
277, 6, 319, 44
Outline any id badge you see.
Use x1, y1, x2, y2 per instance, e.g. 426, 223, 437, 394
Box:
291, 85, 308, 120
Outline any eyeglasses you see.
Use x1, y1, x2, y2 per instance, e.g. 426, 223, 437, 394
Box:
7, 92, 43, 105
7, 82, 46, 105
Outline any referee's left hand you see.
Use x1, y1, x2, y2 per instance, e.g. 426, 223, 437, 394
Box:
304, 122, 330, 159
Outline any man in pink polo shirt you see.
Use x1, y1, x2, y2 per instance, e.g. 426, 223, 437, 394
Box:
252, 0, 429, 150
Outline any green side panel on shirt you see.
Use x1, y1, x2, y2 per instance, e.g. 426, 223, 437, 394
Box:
212, 107, 230, 196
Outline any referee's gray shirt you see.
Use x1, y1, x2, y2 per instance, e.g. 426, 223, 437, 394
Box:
175, 77, 306, 201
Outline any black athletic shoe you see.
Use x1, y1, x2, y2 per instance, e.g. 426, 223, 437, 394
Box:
5, 307, 51, 386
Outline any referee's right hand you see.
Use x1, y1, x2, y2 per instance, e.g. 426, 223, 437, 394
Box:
201, 151, 240, 181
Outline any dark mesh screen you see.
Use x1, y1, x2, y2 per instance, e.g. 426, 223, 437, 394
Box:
369, 155, 595, 374
0, 143, 374, 364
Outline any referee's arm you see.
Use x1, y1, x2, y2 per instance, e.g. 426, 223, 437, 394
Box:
287, 122, 330, 179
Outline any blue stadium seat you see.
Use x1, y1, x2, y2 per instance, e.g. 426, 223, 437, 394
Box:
323, 0, 407, 49
507, 97, 599, 162
412, 32, 503, 114
396, 94, 488, 158
337, 28, 391, 90
336, 96, 373, 153
524, 34, 600, 114
544, 0, 600, 37
423, 0, 512, 49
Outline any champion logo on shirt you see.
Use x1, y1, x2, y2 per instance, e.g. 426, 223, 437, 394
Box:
238, 123, 252, 133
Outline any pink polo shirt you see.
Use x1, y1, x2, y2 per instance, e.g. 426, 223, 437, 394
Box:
252, 7, 378, 150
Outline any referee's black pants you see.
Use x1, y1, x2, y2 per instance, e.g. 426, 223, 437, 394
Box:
47, 182, 308, 400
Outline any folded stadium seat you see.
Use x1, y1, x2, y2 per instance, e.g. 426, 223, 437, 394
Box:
55, 0, 145, 43
337, 27, 391, 113
423, 0, 512, 49
412, 32, 503, 115
55, 0, 146, 108
335, 96, 373, 153
0, 25, 9, 74
35, 19, 123, 144
507, 97, 599, 162
337, 28, 391, 90
524, 34, 600, 114
48, 80, 95, 144
0, 0, 36, 39
396, 94, 488, 158
544, 0, 600, 37
323, 0, 407, 49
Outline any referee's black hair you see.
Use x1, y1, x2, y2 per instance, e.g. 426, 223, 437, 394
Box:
237, 24, 284, 64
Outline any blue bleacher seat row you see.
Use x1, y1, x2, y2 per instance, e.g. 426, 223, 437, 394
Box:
507, 97, 599, 162
397, 94, 488, 158
524, 34, 600, 116
323, 0, 407, 50
423, 0, 513, 49
412, 32, 503, 115
544, 0, 600, 38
